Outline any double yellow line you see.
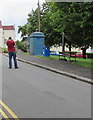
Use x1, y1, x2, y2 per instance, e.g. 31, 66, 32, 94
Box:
0, 100, 20, 120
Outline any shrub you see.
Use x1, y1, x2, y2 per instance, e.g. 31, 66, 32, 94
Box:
2, 48, 8, 53
16, 40, 27, 52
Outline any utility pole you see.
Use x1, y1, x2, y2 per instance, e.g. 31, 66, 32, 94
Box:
62, 32, 65, 53
38, 0, 40, 32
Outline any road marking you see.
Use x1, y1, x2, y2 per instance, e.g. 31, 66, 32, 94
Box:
0, 100, 20, 120
0, 108, 10, 120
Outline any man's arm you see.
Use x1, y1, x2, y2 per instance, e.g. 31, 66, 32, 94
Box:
13, 41, 16, 46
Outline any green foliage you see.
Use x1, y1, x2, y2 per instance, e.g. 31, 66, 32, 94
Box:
18, 2, 93, 49
1, 48, 8, 53
16, 40, 27, 52
55, 2, 93, 48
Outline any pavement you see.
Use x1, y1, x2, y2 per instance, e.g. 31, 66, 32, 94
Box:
3, 53, 93, 85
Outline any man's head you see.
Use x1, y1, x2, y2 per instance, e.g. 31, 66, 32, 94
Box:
9, 37, 12, 40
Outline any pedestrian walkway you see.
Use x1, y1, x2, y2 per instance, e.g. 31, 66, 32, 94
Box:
16, 54, 92, 80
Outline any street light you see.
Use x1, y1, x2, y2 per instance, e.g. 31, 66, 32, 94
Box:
38, 0, 40, 32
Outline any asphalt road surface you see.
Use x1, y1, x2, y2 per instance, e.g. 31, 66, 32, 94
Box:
1, 55, 91, 118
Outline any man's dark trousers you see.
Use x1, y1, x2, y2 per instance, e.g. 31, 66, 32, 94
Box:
9, 52, 18, 68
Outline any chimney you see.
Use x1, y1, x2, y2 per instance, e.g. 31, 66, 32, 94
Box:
0, 21, 2, 28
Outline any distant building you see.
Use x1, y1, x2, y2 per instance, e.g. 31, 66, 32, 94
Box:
0, 21, 15, 48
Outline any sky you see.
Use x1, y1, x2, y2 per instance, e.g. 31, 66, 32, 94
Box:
0, 0, 45, 40
1, 0, 90, 40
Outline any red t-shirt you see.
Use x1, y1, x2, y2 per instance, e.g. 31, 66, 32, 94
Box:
6, 40, 16, 52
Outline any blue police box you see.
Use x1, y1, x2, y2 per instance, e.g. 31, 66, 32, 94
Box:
29, 32, 45, 55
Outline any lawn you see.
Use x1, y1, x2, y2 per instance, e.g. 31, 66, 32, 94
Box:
37, 55, 93, 69
19, 52, 93, 69
72, 57, 92, 69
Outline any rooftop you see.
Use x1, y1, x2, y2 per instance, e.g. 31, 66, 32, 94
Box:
0, 21, 2, 28
0, 20, 15, 30
2, 26, 15, 30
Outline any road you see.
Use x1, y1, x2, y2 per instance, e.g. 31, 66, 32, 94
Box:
1, 55, 91, 118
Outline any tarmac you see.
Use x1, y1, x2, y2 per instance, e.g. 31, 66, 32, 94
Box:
3, 53, 93, 85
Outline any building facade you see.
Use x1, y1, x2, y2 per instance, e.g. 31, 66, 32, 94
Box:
0, 21, 15, 48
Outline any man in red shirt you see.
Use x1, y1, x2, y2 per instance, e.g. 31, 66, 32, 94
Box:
6, 37, 18, 69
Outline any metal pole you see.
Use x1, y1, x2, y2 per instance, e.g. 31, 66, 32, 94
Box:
62, 32, 65, 53
38, 0, 40, 32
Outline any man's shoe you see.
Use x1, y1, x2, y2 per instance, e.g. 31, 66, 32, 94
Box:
9, 67, 12, 69
15, 67, 19, 69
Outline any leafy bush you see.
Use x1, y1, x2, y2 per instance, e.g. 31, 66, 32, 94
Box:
2, 48, 8, 53
16, 40, 27, 52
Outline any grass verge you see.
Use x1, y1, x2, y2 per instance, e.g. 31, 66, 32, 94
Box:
19, 52, 93, 69
37, 55, 93, 69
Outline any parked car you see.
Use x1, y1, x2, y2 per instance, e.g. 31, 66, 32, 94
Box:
71, 52, 88, 58
50, 51, 59, 55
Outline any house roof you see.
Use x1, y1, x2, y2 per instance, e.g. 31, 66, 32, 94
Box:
0, 20, 15, 30
2, 26, 15, 30
0, 21, 2, 28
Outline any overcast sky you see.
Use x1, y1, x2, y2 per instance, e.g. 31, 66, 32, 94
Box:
0, 0, 45, 40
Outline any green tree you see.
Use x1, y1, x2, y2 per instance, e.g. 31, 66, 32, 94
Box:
18, 2, 93, 49
16, 40, 27, 52
54, 2, 93, 48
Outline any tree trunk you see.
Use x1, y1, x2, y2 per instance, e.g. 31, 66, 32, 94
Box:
69, 44, 71, 51
81, 47, 86, 59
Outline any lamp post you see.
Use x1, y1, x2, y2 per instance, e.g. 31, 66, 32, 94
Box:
62, 32, 65, 54
38, 0, 40, 32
